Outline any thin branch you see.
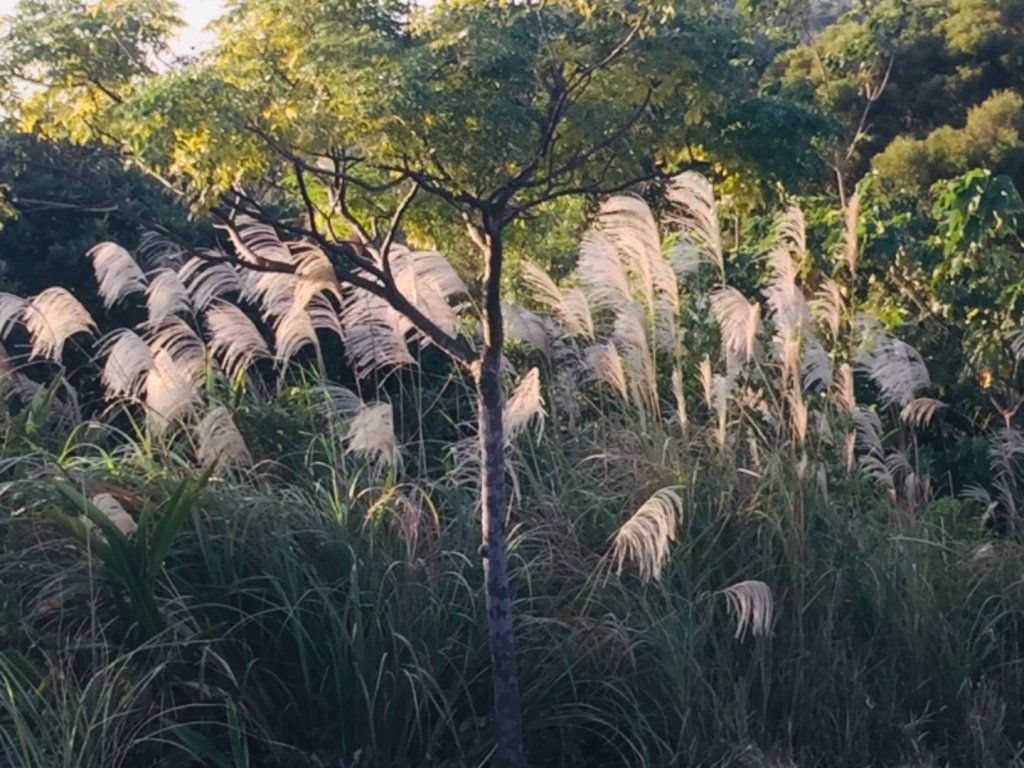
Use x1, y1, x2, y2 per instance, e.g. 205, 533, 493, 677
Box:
379, 181, 419, 280
12, 197, 119, 214
293, 162, 324, 233
521, 88, 653, 195
159, 207, 479, 366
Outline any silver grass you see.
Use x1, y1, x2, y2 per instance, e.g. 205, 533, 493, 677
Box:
699, 356, 715, 408
609, 488, 684, 584
196, 405, 252, 468
240, 269, 297, 321
445, 435, 477, 490
861, 449, 913, 493
505, 367, 545, 442
401, 249, 467, 304
559, 288, 595, 340
904, 470, 933, 511
773, 206, 808, 266
991, 426, 1024, 462
0, 293, 26, 337
671, 366, 688, 432
666, 236, 704, 278
314, 382, 364, 418
505, 305, 551, 360
801, 336, 832, 394
764, 247, 810, 338
91, 493, 137, 536
844, 192, 860, 275
136, 231, 186, 270
0, 341, 11, 379
306, 294, 344, 341
391, 248, 464, 338
205, 302, 271, 378
653, 256, 680, 311
145, 319, 206, 381
99, 329, 154, 400
292, 242, 341, 309
224, 215, 293, 265
1011, 328, 1024, 360
962, 484, 999, 519
593, 193, 679, 311
596, 195, 660, 309
519, 261, 594, 337
339, 288, 415, 377
145, 348, 198, 435
787, 387, 808, 444
653, 297, 679, 354
989, 426, 1024, 480
145, 269, 192, 326
992, 475, 1018, 520
720, 580, 774, 639
852, 406, 883, 455
813, 409, 835, 445
710, 287, 760, 366
833, 363, 856, 414
179, 257, 244, 310
342, 324, 416, 378
274, 304, 319, 364
612, 304, 658, 411
810, 277, 844, 339
576, 232, 633, 310
712, 373, 732, 449
665, 172, 723, 277
88, 243, 148, 309
900, 397, 946, 427
585, 342, 628, 401
520, 260, 565, 311
854, 320, 931, 408
843, 429, 857, 473
775, 331, 802, 390
24, 287, 96, 360
346, 402, 397, 469
735, 384, 769, 419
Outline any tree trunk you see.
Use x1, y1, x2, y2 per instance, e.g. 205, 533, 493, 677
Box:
476, 218, 525, 768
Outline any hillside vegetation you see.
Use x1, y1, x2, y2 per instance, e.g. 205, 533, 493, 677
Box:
2, 1, 1024, 766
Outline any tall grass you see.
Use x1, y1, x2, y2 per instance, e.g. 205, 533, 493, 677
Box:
3, 174, 1024, 766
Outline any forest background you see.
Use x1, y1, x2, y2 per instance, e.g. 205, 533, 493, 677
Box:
2, 0, 1024, 766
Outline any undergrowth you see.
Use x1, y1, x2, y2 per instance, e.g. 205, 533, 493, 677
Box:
2, 174, 1023, 767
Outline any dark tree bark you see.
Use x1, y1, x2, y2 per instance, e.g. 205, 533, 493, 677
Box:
475, 218, 525, 768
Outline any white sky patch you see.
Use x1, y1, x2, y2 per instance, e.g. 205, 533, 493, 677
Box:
168, 0, 223, 55
0, 0, 225, 55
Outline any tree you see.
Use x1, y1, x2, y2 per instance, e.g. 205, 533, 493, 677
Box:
0, 132, 198, 299
872, 90, 1024, 193
0, 0, 785, 762
0, 0, 831, 757
0, 0, 181, 140
765, 0, 1024, 198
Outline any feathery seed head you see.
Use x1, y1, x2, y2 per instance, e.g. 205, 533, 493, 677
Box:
505, 367, 545, 442
720, 580, 774, 639
88, 243, 148, 309
196, 405, 252, 468
609, 487, 684, 583
24, 287, 96, 361
91, 493, 137, 536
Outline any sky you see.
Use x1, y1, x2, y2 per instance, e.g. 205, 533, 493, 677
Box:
0, 0, 226, 54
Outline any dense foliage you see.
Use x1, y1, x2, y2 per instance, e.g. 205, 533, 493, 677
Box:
2, 0, 1024, 766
